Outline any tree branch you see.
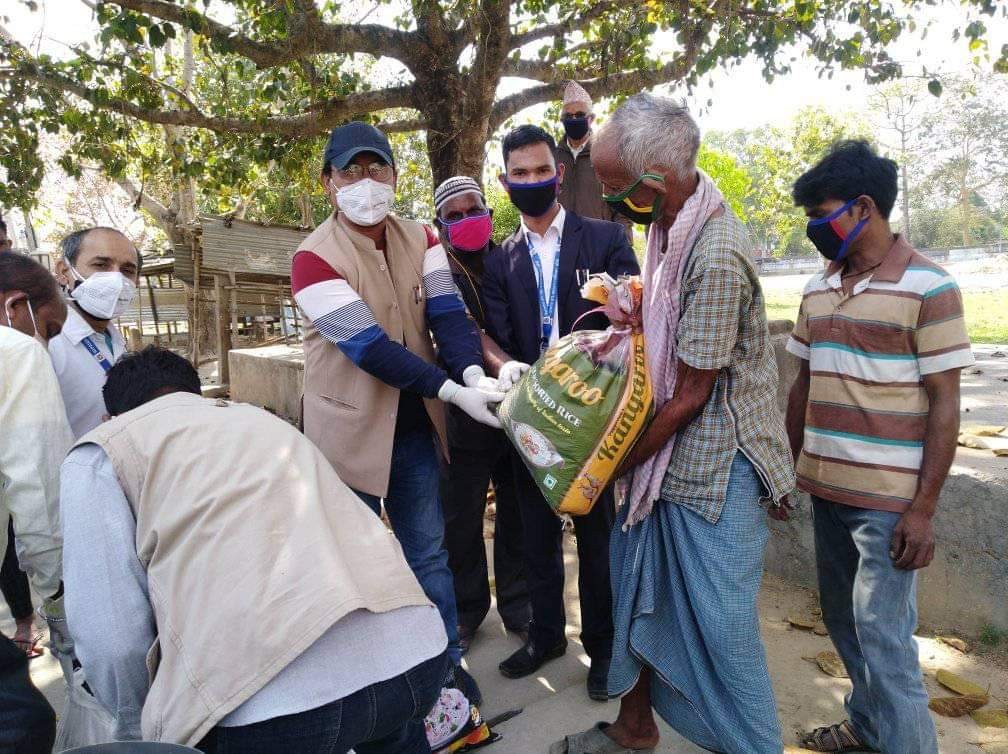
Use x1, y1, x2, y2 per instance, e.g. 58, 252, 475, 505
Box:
13, 55, 417, 136
72, 45, 199, 111
491, 50, 701, 130
379, 117, 426, 133
108, 0, 420, 67
510, 0, 618, 48
469, 0, 513, 108
108, 170, 178, 236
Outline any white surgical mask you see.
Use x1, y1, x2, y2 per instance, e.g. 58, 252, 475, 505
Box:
335, 178, 395, 226
68, 265, 137, 320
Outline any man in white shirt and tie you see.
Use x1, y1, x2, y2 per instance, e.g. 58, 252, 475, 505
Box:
49, 227, 140, 438
482, 124, 639, 699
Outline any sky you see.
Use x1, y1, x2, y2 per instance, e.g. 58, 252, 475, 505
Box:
6, 0, 1006, 135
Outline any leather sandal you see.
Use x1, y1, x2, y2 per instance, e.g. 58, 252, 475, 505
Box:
800, 720, 879, 753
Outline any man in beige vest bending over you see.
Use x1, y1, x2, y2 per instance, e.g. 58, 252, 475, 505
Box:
292, 122, 503, 670
61, 346, 452, 751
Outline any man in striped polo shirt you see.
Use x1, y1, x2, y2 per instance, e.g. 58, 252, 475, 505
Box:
786, 140, 973, 754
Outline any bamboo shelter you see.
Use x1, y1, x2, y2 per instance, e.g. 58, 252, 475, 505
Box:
173, 215, 310, 385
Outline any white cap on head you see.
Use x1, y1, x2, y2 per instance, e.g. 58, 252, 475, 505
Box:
562, 81, 592, 110
434, 176, 484, 213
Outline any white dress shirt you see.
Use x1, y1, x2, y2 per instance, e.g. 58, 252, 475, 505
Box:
0, 326, 73, 598
520, 205, 566, 348
48, 305, 127, 438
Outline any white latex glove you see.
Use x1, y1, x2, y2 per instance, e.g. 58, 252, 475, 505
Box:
462, 365, 504, 395
462, 365, 486, 388
439, 379, 504, 428
497, 361, 530, 391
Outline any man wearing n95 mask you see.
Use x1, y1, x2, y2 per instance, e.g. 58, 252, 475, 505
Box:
292, 122, 502, 672
50, 226, 141, 438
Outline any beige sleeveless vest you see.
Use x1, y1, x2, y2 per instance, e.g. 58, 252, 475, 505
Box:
299, 212, 448, 497
77, 392, 430, 745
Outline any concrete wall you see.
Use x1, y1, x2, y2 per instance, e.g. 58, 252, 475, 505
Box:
228, 344, 304, 424
764, 328, 1008, 636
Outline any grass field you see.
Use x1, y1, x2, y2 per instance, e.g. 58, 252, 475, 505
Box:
763, 289, 1008, 344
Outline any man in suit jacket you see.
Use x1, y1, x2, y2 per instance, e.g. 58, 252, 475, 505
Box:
482, 124, 640, 701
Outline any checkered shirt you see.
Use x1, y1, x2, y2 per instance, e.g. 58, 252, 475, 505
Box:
660, 211, 796, 522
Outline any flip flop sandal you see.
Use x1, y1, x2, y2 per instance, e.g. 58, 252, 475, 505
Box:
13, 634, 44, 660
549, 722, 655, 754
800, 721, 879, 753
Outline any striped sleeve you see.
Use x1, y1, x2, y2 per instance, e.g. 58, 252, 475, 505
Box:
292, 251, 449, 398
786, 295, 811, 361
914, 274, 974, 375
421, 227, 482, 381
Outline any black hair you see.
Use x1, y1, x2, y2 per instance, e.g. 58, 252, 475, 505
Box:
103, 346, 201, 416
0, 216, 7, 234
501, 125, 557, 169
792, 139, 899, 218
0, 252, 61, 306
60, 226, 142, 271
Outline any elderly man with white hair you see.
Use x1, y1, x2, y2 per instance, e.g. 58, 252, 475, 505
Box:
550, 94, 797, 754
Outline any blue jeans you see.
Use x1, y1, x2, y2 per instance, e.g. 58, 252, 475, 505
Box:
197, 651, 451, 754
355, 426, 462, 664
812, 496, 938, 754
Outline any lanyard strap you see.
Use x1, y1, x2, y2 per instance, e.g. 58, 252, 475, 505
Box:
527, 233, 562, 352
81, 335, 114, 373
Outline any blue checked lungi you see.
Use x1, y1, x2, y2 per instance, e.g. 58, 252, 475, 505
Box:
609, 454, 782, 754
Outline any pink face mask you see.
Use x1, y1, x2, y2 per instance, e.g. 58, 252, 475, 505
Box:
443, 211, 493, 252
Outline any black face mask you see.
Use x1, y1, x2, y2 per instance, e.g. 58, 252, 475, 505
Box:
806, 199, 867, 262
561, 117, 590, 141
504, 177, 558, 218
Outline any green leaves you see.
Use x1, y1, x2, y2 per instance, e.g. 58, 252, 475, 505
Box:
928, 79, 943, 97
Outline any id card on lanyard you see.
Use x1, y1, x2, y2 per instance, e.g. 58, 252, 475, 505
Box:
81, 335, 114, 373
527, 233, 562, 355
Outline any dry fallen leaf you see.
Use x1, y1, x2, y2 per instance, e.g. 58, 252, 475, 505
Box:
979, 742, 1008, 753
995, 448, 1008, 457
928, 694, 988, 717
815, 650, 849, 678
973, 710, 1008, 728
936, 669, 989, 697
937, 635, 971, 653
973, 426, 1007, 436
813, 622, 829, 636
788, 616, 818, 630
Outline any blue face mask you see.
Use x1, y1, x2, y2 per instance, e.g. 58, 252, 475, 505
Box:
806, 199, 867, 262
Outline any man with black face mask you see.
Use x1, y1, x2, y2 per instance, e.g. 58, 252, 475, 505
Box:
555, 81, 634, 241
482, 124, 638, 700
788, 140, 973, 754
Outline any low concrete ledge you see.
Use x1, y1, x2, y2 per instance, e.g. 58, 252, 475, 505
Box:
765, 324, 1008, 635
228, 344, 304, 424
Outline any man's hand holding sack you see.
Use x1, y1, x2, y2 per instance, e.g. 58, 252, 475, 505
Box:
497, 274, 654, 515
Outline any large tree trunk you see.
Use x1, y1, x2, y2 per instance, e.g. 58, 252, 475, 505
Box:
421, 74, 494, 186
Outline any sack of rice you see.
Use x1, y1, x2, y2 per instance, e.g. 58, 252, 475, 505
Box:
498, 274, 653, 515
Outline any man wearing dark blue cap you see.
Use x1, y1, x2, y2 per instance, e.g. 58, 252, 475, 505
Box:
292, 122, 504, 671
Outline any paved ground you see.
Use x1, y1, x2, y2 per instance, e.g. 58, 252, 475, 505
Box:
8, 534, 1006, 753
